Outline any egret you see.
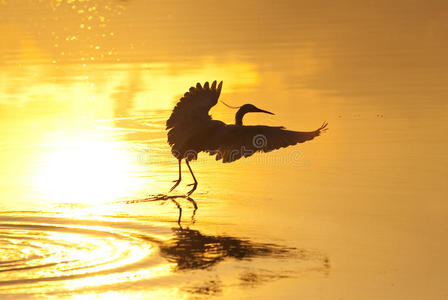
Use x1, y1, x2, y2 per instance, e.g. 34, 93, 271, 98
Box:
166, 81, 328, 195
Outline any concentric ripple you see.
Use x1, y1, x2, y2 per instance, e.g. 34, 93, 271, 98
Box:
0, 214, 172, 296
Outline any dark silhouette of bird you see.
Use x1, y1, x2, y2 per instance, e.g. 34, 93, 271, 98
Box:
166, 80, 328, 195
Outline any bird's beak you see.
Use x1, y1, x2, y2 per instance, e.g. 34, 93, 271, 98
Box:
255, 107, 275, 115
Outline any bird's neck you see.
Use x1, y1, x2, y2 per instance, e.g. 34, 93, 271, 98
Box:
235, 108, 248, 126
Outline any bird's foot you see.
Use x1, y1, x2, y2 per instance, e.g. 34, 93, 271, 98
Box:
169, 179, 181, 193
186, 183, 197, 196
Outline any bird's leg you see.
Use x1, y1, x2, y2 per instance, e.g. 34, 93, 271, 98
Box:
185, 160, 198, 196
169, 159, 182, 193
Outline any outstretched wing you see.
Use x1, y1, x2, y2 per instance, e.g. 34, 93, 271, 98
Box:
166, 80, 223, 130
205, 122, 328, 163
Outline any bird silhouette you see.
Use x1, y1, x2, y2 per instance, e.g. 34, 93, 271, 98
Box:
166, 80, 328, 195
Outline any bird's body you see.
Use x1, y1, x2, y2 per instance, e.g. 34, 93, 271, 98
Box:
166, 81, 328, 195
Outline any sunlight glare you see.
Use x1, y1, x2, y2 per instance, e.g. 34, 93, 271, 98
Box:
34, 138, 140, 204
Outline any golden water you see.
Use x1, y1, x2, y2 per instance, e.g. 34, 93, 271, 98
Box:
1, 0, 447, 299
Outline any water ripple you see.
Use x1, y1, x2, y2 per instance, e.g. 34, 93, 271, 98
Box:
0, 212, 329, 298
0, 214, 170, 296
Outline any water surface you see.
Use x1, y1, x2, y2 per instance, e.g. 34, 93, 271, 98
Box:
1, 0, 447, 299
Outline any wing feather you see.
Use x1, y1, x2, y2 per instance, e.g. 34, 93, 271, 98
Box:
166, 81, 223, 154
204, 122, 328, 163
166, 80, 223, 130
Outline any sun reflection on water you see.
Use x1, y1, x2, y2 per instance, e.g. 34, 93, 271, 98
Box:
33, 137, 145, 204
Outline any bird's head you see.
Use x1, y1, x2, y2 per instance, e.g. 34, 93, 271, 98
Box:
239, 104, 274, 115
221, 101, 274, 125
221, 101, 274, 115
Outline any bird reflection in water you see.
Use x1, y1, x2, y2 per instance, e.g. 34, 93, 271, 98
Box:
160, 227, 294, 271
122, 195, 329, 295
159, 223, 330, 295
121, 196, 329, 271
123, 194, 198, 226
